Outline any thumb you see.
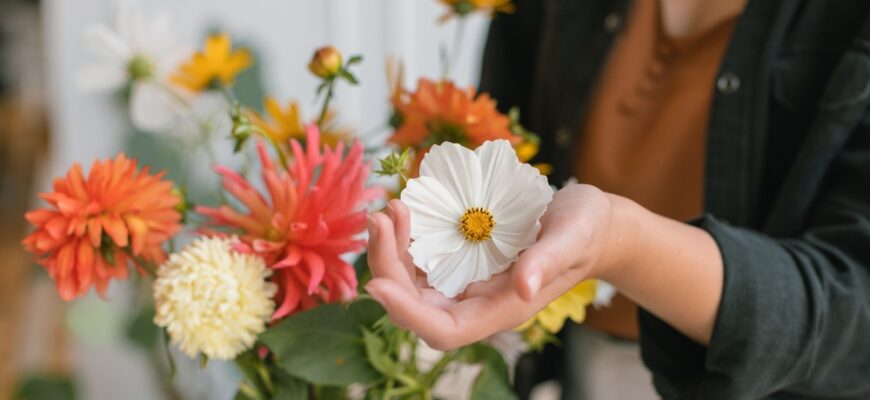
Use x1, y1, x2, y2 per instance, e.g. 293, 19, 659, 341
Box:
512, 232, 571, 301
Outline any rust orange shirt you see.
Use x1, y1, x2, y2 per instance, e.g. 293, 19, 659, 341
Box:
576, 1, 739, 339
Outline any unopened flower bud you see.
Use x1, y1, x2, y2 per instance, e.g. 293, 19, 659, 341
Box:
308, 46, 343, 79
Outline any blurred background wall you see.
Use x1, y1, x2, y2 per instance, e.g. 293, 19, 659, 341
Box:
3, 0, 492, 398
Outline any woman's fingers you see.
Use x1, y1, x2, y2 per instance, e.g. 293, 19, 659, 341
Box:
367, 212, 417, 291
511, 230, 571, 301
386, 199, 416, 278
365, 278, 463, 348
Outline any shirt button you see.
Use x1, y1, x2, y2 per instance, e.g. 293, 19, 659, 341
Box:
717, 72, 741, 95
604, 12, 623, 33
555, 128, 571, 148
646, 60, 665, 79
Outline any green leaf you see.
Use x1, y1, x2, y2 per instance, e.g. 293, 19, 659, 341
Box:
362, 328, 402, 378
353, 253, 372, 288
347, 55, 364, 65
13, 374, 77, 400
339, 69, 359, 85
259, 299, 386, 386
460, 344, 518, 400
273, 370, 308, 400
312, 385, 347, 400
125, 306, 158, 350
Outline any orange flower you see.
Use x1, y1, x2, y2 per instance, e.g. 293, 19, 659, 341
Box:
390, 79, 518, 175
22, 155, 182, 300
247, 96, 349, 147
172, 33, 252, 92
438, 0, 515, 22
198, 126, 382, 320
391, 78, 516, 149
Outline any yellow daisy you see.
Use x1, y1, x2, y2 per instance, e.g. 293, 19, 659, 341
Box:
518, 280, 598, 333
247, 96, 349, 147
172, 33, 251, 92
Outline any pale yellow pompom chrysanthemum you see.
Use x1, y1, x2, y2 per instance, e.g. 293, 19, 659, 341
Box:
153, 236, 276, 360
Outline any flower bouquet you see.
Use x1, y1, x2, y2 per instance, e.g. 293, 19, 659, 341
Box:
22, 1, 609, 398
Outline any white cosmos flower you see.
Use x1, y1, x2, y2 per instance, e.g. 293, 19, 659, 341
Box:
78, 5, 189, 132
401, 140, 553, 297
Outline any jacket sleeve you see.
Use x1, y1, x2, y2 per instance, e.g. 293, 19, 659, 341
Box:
639, 102, 870, 399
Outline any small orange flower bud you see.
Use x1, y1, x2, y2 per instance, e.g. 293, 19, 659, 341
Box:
308, 46, 343, 79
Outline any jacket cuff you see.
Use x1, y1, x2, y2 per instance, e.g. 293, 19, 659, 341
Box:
638, 214, 806, 398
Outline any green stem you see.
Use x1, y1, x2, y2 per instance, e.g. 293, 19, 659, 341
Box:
423, 349, 460, 387
316, 81, 335, 130
383, 385, 420, 398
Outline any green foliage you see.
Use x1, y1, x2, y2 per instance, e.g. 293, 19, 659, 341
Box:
312, 385, 347, 400
459, 343, 518, 400
13, 374, 76, 400
362, 328, 403, 378
375, 149, 411, 181
353, 253, 373, 290
231, 44, 266, 111
273, 371, 308, 400
259, 299, 386, 386
125, 305, 159, 350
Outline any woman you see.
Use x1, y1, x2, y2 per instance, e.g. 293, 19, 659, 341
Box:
366, 0, 870, 398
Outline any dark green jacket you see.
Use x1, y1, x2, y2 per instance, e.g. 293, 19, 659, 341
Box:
480, 0, 870, 399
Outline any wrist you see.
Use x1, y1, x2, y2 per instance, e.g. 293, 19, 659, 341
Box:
593, 193, 645, 283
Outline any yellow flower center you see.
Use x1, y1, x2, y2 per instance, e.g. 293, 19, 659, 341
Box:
458, 207, 495, 242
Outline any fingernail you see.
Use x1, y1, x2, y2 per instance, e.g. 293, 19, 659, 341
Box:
385, 203, 395, 218
526, 270, 542, 298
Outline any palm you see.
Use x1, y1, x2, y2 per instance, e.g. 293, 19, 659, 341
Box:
366, 190, 606, 350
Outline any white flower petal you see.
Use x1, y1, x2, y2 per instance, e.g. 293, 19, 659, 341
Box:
401, 176, 464, 237
77, 63, 127, 91
129, 82, 181, 132
408, 229, 465, 273
427, 242, 510, 298
477, 140, 552, 259
420, 142, 482, 209
404, 139, 552, 298
490, 223, 539, 259
426, 243, 475, 298
83, 25, 133, 62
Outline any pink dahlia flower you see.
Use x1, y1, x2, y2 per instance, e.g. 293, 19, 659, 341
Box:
198, 125, 380, 320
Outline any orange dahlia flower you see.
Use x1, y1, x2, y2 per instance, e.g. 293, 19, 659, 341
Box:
390, 78, 518, 176
22, 155, 182, 300
197, 126, 381, 320
391, 79, 516, 149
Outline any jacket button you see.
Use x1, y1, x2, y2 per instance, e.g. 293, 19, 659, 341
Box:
604, 12, 623, 33
555, 128, 571, 148
717, 72, 741, 95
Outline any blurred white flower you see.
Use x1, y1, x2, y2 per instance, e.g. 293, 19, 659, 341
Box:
153, 236, 277, 360
78, 5, 189, 132
486, 330, 529, 371
173, 91, 232, 144
401, 140, 552, 297
593, 280, 617, 308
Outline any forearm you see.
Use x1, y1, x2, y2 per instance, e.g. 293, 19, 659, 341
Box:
596, 194, 723, 344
